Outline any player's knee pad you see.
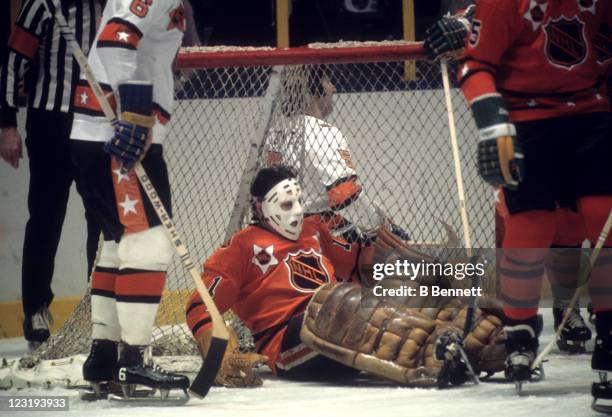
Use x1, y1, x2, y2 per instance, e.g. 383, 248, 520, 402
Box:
503, 210, 556, 248
97, 240, 120, 269
118, 225, 174, 270
578, 196, 612, 245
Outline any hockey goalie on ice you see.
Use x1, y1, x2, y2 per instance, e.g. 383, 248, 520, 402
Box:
186, 165, 507, 388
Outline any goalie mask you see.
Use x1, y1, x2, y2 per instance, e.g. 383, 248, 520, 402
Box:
261, 178, 304, 241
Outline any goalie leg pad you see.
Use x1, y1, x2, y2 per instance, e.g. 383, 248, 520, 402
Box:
301, 282, 461, 386
118, 226, 174, 271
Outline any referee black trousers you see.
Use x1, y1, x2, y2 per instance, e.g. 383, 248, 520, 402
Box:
21, 109, 99, 316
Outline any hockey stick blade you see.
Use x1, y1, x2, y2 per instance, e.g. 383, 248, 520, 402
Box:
189, 337, 227, 398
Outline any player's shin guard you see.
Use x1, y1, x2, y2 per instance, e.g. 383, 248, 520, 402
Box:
90, 240, 120, 341
116, 226, 173, 345
500, 211, 555, 321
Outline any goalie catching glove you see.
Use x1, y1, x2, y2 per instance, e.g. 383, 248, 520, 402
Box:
104, 81, 155, 170
423, 5, 474, 61
472, 93, 524, 189
196, 326, 268, 388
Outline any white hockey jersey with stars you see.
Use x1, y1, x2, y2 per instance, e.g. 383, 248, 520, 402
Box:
70, 0, 185, 144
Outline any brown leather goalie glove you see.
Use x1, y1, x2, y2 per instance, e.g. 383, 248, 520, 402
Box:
300, 282, 466, 386
197, 326, 268, 387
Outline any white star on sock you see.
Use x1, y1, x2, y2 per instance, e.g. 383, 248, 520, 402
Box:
80, 91, 88, 104
113, 168, 130, 183
119, 195, 139, 215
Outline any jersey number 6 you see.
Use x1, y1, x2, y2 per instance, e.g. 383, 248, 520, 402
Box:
130, 0, 152, 18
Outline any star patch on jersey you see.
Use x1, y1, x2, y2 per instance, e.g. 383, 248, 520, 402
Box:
543, 16, 588, 69
252, 245, 278, 274
523, 0, 548, 31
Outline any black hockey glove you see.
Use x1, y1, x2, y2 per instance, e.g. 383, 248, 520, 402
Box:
423, 5, 474, 61
104, 81, 155, 170
472, 94, 524, 189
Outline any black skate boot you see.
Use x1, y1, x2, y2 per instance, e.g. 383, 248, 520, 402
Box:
504, 315, 543, 394
23, 306, 53, 353
112, 342, 190, 403
79, 339, 119, 401
591, 312, 612, 414
553, 301, 592, 354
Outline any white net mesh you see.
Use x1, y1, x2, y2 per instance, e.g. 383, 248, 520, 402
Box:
35, 43, 494, 363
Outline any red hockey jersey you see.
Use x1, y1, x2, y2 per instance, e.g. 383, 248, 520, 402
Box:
186, 216, 360, 370
460, 0, 611, 122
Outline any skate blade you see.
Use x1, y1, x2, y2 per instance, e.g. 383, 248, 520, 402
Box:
108, 389, 189, 406
79, 383, 155, 401
592, 400, 612, 415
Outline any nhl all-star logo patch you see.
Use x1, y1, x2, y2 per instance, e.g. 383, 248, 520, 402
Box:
543, 16, 588, 69
285, 249, 330, 292
577, 0, 597, 15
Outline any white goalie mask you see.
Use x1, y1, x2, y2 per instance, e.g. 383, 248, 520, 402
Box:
261, 178, 304, 241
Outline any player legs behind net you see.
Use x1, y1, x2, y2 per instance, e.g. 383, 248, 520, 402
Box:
186, 165, 509, 387
267, 66, 411, 247
459, 0, 612, 407
68, 0, 189, 401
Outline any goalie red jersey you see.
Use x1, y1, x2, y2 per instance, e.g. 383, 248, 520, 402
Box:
460, 0, 611, 122
186, 216, 359, 369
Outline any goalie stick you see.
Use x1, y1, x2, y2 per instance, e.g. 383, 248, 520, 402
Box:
531, 209, 612, 372
50, 2, 229, 399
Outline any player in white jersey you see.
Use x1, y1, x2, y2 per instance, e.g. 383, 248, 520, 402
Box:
69, 0, 189, 400
267, 66, 410, 244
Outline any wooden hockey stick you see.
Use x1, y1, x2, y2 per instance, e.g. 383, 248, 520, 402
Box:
51, 4, 228, 398
532, 209, 612, 371
440, 60, 479, 356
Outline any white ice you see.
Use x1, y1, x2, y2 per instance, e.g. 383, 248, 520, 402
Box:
0, 309, 605, 417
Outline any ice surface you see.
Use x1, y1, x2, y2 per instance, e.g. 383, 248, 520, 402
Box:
0, 309, 604, 417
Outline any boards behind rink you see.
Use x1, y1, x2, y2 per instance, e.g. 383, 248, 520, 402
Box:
28, 41, 494, 377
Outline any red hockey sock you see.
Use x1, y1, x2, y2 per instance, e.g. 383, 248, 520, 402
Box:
578, 196, 612, 313
501, 210, 556, 321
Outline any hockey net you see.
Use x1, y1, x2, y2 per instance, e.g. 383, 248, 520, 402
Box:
32, 41, 494, 370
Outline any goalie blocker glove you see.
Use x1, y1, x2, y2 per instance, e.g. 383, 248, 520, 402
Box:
104, 81, 155, 170
471, 93, 524, 189
423, 5, 474, 61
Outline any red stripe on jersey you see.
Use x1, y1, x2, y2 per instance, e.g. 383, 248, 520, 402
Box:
91, 270, 117, 293
110, 158, 149, 234
460, 68, 498, 105
8, 25, 39, 59
73, 82, 117, 116
115, 271, 166, 297
98, 18, 142, 50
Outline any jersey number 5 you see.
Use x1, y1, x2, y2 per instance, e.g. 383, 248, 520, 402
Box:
130, 0, 152, 18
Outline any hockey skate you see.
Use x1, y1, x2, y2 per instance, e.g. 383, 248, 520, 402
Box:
109, 342, 190, 405
553, 302, 591, 354
23, 306, 53, 353
504, 317, 544, 394
591, 312, 612, 414
79, 339, 139, 401
434, 331, 479, 388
